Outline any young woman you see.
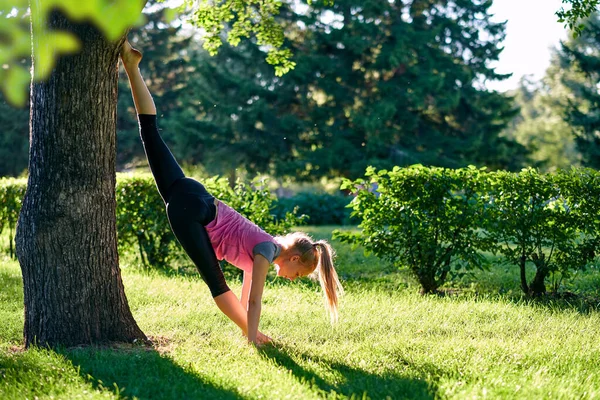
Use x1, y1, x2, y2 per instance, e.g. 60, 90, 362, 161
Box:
120, 41, 343, 345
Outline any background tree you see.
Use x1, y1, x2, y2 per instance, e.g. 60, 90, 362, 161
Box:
0, 91, 29, 177
272, 0, 525, 179
556, 13, 600, 169
163, 0, 526, 181
503, 75, 580, 171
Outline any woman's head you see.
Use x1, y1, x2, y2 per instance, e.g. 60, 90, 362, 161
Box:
275, 232, 344, 321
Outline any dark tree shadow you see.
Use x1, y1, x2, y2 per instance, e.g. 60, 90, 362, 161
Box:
62, 345, 243, 400
258, 345, 436, 400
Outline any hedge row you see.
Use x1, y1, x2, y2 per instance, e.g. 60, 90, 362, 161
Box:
335, 165, 600, 296
0, 174, 304, 269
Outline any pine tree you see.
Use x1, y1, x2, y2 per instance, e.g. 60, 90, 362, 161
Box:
557, 14, 600, 168
272, 0, 524, 178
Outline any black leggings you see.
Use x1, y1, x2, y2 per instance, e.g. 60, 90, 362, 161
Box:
138, 114, 230, 297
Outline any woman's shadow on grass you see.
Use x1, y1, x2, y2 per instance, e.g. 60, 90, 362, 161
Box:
62, 343, 243, 400
258, 344, 436, 400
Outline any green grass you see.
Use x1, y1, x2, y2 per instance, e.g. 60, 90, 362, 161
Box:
1, 226, 600, 399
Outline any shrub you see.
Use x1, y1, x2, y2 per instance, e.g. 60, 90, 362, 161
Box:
115, 174, 176, 268
335, 165, 494, 294
485, 168, 597, 296
0, 178, 26, 258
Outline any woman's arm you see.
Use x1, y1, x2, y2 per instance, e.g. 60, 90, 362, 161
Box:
241, 270, 251, 311
247, 254, 270, 344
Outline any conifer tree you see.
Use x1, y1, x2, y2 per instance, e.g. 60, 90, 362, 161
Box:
269, 0, 523, 178
557, 14, 600, 168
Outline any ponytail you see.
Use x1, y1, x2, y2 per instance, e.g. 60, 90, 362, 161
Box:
278, 232, 343, 322
315, 240, 343, 322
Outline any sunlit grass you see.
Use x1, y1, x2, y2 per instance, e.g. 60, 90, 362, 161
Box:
1, 226, 600, 399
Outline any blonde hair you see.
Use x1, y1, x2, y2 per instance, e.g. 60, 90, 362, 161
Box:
278, 232, 344, 321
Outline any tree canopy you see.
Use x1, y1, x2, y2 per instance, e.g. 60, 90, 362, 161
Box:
1, 0, 314, 106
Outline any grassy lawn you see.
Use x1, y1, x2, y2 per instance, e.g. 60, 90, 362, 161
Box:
1, 226, 600, 399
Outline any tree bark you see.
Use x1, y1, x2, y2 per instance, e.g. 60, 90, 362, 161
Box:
16, 10, 146, 347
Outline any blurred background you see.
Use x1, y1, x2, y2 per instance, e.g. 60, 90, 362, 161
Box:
2, 0, 597, 193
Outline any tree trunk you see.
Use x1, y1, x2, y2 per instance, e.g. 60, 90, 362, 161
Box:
15, 10, 146, 347
519, 254, 529, 295
529, 265, 548, 296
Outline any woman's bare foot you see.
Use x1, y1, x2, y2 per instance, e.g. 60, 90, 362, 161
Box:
120, 40, 143, 69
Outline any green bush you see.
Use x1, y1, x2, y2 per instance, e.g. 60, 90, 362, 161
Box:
115, 174, 176, 268
484, 168, 596, 296
337, 165, 600, 296
335, 165, 494, 294
0, 178, 26, 258
274, 192, 354, 225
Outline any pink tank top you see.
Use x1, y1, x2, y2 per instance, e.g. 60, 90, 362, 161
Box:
205, 201, 276, 273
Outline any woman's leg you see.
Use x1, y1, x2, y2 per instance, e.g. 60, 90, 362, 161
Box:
121, 41, 251, 338
120, 40, 156, 115
120, 41, 184, 201
167, 204, 249, 335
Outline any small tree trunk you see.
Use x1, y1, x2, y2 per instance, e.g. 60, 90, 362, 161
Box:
519, 254, 529, 295
416, 266, 439, 294
16, 10, 146, 347
529, 265, 548, 296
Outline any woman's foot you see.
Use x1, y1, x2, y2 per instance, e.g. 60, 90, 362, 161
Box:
120, 40, 143, 69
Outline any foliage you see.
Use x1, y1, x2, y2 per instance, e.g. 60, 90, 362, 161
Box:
190, 0, 297, 76
0, 178, 26, 258
503, 76, 580, 172
484, 168, 596, 296
1, 0, 145, 105
557, 0, 600, 37
556, 13, 600, 168
274, 192, 354, 226
335, 165, 494, 294
2, 0, 326, 106
337, 165, 600, 296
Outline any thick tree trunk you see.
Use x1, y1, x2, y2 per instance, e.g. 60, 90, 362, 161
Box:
16, 11, 146, 347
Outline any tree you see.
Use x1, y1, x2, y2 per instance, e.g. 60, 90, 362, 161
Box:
16, 10, 146, 347
556, 14, 600, 168
504, 75, 580, 172
0, 91, 29, 177
273, 0, 524, 179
